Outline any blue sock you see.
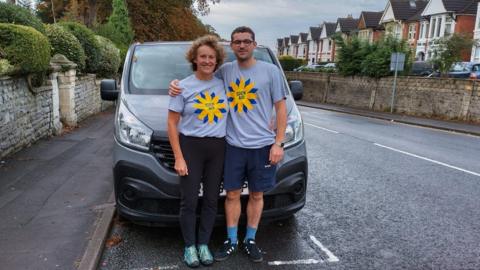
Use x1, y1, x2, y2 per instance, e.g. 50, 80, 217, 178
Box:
245, 226, 257, 240
227, 226, 238, 244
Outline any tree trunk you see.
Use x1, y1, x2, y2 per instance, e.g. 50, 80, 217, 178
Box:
86, 0, 97, 27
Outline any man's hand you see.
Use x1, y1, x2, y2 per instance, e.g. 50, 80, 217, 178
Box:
269, 144, 284, 165
175, 158, 188, 176
169, 79, 182, 97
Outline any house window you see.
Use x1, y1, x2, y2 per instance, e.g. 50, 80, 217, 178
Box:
408, 24, 416, 40
425, 22, 429, 38
395, 23, 402, 39
430, 18, 436, 38
436, 17, 442, 37
445, 16, 452, 37
475, 47, 480, 60
419, 23, 424, 39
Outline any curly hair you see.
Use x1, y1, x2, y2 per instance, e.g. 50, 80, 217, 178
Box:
186, 35, 225, 72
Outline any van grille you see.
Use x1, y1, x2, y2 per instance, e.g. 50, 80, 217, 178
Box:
150, 139, 175, 171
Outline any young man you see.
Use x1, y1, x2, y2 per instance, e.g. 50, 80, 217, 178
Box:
170, 26, 287, 262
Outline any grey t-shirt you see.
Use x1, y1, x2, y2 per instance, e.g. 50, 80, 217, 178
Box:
169, 74, 228, 138
216, 60, 287, 148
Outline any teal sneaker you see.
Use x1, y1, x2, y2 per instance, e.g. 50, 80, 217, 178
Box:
197, 244, 214, 266
183, 245, 200, 268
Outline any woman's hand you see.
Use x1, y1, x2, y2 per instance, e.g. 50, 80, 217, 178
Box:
175, 158, 188, 176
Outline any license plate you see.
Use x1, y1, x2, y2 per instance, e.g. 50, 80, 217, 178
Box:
198, 181, 249, 197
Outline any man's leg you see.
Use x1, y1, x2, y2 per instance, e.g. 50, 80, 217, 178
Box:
225, 189, 242, 242
246, 191, 263, 239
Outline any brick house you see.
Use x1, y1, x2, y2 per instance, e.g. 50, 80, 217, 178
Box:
297, 32, 309, 60
282, 37, 290, 56
472, 0, 480, 61
417, 0, 476, 61
277, 38, 284, 57
357, 11, 385, 43
289, 35, 299, 57
379, 0, 428, 47
306, 26, 322, 64
319, 22, 337, 62
334, 16, 360, 60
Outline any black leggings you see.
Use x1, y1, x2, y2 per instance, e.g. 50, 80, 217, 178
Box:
179, 134, 226, 246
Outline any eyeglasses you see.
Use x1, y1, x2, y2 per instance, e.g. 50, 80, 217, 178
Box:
231, 39, 254, 46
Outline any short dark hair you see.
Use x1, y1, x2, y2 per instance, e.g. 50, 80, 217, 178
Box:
230, 26, 255, 41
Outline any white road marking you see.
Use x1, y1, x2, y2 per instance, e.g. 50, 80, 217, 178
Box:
309, 235, 340, 263
268, 259, 323, 266
374, 143, 480, 177
304, 122, 339, 134
132, 265, 179, 270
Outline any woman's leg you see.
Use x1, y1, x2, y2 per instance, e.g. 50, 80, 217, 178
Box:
179, 136, 204, 246
198, 138, 226, 245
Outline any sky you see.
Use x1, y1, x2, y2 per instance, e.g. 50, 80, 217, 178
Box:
200, 0, 388, 52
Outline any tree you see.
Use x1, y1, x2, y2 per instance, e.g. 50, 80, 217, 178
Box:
335, 35, 366, 76
429, 33, 475, 77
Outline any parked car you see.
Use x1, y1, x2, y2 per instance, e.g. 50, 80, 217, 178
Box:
410, 61, 434, 76
294, 64, 324, 71
101, 42, 308, 225
448, 62, 480, 78
323, 63, 336, 69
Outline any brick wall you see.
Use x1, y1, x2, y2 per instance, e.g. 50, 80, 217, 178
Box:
286, 72, 480, 123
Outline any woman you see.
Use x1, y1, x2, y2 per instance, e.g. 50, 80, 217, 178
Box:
167, 35, 227, 268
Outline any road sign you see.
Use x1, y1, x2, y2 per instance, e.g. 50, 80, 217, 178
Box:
390, 53, 405, 72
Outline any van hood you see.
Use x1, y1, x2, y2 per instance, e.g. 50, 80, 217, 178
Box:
122, 94, 170, 136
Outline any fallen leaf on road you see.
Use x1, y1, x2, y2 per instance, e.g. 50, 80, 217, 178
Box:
105, 235, 122, 248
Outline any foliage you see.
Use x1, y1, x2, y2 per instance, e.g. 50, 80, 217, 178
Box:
0, 23, 51, 75
279, 55, 306, 71
45, 23, 86, 70
0, 59, 15, 76
0, 2, 45, 34
126, 0, 212, 42
335, 35, 366, 76
36, 0, 67, 23
59, 21, 101, 73
96, 0, 134, 47
94, 35, 121, 77
429, 33, 475, 76
336, 35, 411, 78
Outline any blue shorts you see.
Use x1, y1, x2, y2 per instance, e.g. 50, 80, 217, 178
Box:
223, 143, 277, 192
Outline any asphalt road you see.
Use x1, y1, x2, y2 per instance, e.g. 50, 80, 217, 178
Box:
99, 106, 480, 270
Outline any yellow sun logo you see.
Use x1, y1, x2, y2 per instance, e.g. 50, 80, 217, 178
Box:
227, 77, 258, 113
193, 91, 227, 124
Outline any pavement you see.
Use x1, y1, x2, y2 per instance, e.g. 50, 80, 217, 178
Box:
296, 101, 480, 136
0, 109, 115, 270
0, 100, 478, 270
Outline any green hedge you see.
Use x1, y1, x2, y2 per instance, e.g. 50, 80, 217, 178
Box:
95, 35, 121, 77
279, 55, 306, 71
0, 2, 45, 34
0, 23, 51, 75
45, 24, 86, 71
59, 22, 100, 73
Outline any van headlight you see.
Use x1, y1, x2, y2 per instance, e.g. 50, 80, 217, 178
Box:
115, 101, 153, 151
284, 106, 304, 148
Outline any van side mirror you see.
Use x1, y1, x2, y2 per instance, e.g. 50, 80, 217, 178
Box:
100, 79, 118, 101
289, 80, 303, 100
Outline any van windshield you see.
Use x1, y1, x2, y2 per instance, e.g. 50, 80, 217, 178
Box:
129, 44, 275, 95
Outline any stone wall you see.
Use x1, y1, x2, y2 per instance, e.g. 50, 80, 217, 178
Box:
0, 77, 54, 157
1, 56, 114, 158
287, 72, 480, 123
75, 75, 101, 122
